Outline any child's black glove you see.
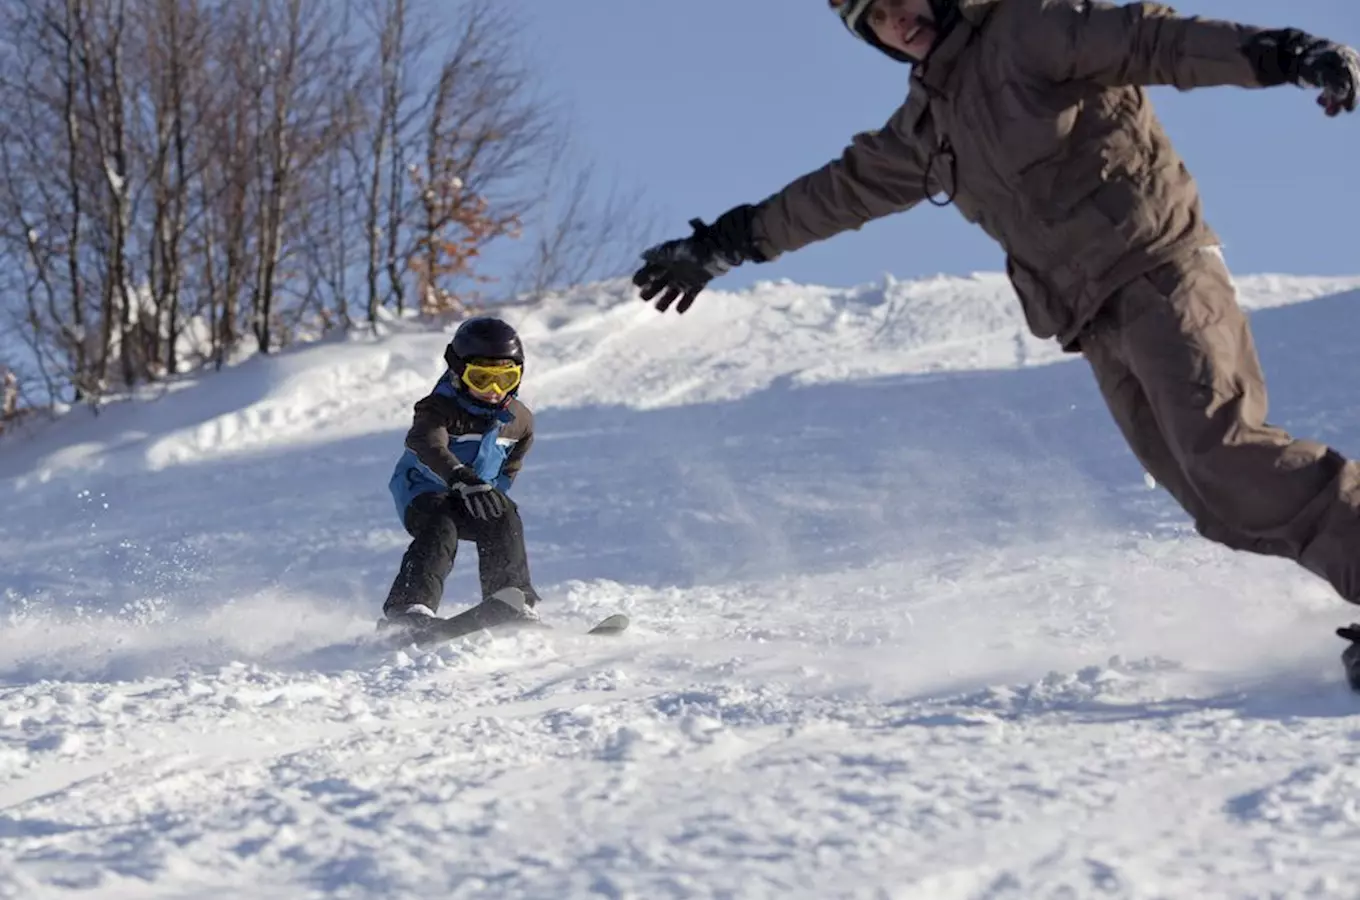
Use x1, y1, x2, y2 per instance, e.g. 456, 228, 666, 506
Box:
447, 469, 508, 521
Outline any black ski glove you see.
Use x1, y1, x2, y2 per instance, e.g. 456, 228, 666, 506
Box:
633, 204, 768, 315
446, 469, 508, 521
1245, 29, 1360, 117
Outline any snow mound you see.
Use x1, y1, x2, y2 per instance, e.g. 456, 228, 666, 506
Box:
4, 269, 1360, 898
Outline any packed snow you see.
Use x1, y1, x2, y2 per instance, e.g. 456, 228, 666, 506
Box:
3, 267, 1360, 899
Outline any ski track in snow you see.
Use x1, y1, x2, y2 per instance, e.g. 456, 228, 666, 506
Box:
2, 273, 1360, 898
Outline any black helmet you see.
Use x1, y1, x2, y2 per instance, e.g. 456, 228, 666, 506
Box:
443, 316, 525, 408
444, 316, 524, 371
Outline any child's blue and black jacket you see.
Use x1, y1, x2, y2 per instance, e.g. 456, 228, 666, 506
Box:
388, 373, 535, 522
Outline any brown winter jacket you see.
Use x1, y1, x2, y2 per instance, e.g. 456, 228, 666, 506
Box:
750, 0, 1274, 350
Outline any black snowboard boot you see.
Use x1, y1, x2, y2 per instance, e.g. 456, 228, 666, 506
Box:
485, 586, 539, 619
377, 602, 440, 635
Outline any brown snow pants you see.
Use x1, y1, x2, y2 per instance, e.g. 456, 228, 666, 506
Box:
1080, 247, 1360, 604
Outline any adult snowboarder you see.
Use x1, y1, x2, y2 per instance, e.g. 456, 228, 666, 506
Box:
631, 0, 1360, 675
382, 316, 541, 634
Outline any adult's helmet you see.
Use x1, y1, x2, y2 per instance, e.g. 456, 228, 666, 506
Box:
828, 0, 959, 64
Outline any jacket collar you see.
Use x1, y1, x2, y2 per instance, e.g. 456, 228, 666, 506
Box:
454, 391, 515, 423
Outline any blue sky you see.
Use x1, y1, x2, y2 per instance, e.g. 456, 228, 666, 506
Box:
521, 0, 1358, 290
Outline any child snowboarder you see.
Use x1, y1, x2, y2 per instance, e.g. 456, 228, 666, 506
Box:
382, 315, 541, 636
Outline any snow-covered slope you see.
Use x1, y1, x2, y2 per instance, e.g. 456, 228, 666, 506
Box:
3, 271, 1360, 899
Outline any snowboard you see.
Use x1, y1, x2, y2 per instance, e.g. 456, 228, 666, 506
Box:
377, 597, 629, 650
1338, 624, 1360, 693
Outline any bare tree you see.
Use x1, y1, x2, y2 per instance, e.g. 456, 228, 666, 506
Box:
304, 0, 367, 330
59, 0, 92, 391
404, 0, 551, 315
65, 0, 139, 389
0, 0, 642, 414
510, 142, 660, 304
249, 0, 301, 353
0, 0, 96, 401
199, 4, 258, 369
360, 0, 409, 323
133, 0, 213, 377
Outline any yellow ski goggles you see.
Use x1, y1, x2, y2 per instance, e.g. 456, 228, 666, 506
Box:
460, 360, 522, 395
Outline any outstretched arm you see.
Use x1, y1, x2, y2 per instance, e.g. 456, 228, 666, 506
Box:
1018, 0, 1358, 111
751, 101, 932, 259
1018, 0, 1262, 88
634, 99, 932, 314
